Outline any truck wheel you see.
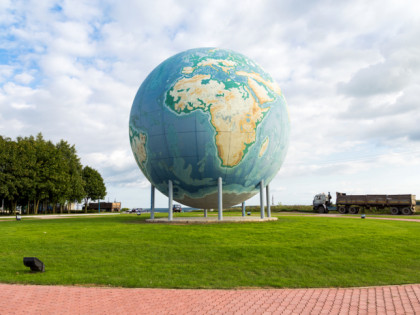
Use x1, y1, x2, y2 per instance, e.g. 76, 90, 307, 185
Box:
318, 206, 325, 213
401, 208, 413, 215
390, 207, 399, 215
338, 206, 347, 214
349, 207, 358, 214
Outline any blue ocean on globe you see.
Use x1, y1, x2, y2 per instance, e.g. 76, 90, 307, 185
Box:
129, 48, 290, 208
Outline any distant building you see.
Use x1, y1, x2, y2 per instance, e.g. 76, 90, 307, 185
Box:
86, 202, 121, 212
66, 202, 83, 211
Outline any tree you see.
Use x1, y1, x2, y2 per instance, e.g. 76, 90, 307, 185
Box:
82, 166, 106, 213
32, 133, 56, 214
16, 136, 37, 214
56, 140, 85, 213
3, 138, 24, 213
0, 136, 19, 213
0, 136, 10, 203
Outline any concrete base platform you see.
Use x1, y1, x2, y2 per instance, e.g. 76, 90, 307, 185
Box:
146, 216, 278, 224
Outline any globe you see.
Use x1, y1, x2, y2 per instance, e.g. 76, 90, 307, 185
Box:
129, 48, 290, 209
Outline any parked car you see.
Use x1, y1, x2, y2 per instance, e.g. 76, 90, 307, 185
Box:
173, 204, 182, 213
129, 208, 142, 213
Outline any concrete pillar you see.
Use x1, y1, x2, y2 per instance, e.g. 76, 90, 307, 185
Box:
242, 202, 246, 217
260, 180, 265, 219
218, 177, 223, 221
204, 209, 208, 218
168, 180, 173, 221
266, 184, 271, 218
150, 185, 155, 220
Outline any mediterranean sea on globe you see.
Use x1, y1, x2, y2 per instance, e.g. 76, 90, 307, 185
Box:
129, 48, 290, 209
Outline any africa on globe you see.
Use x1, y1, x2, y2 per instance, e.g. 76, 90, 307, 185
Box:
129, 48, 290, 208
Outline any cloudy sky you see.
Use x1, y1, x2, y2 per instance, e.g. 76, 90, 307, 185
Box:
1, 0, 420, 208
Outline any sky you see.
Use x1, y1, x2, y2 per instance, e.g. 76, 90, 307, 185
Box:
1, 0, 420, 208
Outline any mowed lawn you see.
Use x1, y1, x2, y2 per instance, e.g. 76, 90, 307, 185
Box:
1, 214, 419, 288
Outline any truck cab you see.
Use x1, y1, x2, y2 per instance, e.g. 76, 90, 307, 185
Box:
173, 204, 182, 213
313, 192, 332, 213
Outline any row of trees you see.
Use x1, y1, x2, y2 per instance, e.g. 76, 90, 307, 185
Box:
0, 133, 106, 215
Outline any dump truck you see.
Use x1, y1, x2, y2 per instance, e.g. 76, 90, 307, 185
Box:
313, 192, 416, 215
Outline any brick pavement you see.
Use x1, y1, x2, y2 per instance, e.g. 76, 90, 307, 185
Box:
1, 283, 419, 314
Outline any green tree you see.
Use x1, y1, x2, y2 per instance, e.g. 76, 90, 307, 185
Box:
47, 140, 69, 214
16, 136, 37, 214
56, 140, 85, 213
0, 136, 19, 213
32, 133, 56, 214
0, 136, 10, 205
82, 166, 106, 213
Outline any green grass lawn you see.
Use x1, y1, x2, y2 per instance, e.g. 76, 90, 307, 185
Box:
1, 214, 419, 289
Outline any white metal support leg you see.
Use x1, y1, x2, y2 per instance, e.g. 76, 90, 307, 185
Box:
168, 180, 173, 221
266, 184, 271, 218
218, 177, 223, 221
242, 202, 245, 217
151, 185, 155, 219
260, 180, 265, 219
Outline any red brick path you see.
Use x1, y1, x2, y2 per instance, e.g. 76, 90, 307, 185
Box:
1, 283, 419, 314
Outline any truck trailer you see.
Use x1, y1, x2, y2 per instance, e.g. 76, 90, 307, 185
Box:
313, 192, 416, 215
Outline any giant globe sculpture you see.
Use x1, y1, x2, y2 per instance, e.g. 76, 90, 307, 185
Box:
129, 48, 290, 209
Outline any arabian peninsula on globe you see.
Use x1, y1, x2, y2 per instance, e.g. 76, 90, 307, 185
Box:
129, 48, 290, 208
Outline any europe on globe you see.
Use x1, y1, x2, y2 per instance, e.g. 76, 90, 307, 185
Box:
129, 48, 290, 209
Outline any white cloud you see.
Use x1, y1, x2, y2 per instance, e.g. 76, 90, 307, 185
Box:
49, 21, 96, 57
0, 65, 14, 83
11, 102, 36, 110
338, 60, 414, 97
85, 149, 134, 171
14, 72, 34, 84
